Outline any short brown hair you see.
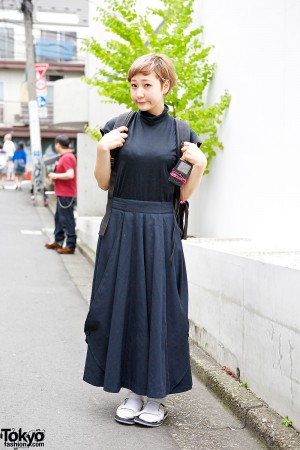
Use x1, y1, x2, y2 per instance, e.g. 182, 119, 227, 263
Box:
127, 53, 177, 95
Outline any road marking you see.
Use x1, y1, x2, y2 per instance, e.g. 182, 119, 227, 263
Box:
21, 230, 43, 235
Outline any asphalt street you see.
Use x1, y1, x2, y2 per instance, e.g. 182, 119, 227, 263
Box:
0, 186, 266, 450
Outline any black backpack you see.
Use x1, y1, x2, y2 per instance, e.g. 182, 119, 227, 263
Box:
99, 111, 191, 239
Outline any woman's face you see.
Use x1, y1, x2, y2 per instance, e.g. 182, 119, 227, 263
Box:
130, 72, 169, 116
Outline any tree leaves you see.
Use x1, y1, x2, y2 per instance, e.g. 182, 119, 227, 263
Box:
84, 0, 231, 170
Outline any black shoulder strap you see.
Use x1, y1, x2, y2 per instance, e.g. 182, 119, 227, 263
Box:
110, 110, 136, 168
175, 118, 191, 158
114, 111, 136, 129
173, 118, 191, 240
99, 111, 136, 236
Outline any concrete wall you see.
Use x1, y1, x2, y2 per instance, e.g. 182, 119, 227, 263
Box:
184, 239, 300, 430
188, 0, 300, 248
76, 133, 108, 218
53, 78, 89, 127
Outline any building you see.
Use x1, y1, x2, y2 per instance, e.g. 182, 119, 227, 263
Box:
0, 0, 89, 154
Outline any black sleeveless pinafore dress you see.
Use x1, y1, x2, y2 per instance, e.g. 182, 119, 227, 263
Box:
83, 106, 199, 398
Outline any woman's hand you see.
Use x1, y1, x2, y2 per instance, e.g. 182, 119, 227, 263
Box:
97, 126, 128, 152
181, 142, 207, 169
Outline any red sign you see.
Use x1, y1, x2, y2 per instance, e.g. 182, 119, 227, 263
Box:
35, 63, 49, 78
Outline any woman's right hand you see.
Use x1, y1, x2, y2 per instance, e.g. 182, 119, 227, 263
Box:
97, 126, 128, 152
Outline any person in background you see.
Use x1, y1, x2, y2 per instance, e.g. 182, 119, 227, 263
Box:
12, 142, 27, 190
45, 135, 77, 255
3, 133, 16, 181
0, 143, 7, 189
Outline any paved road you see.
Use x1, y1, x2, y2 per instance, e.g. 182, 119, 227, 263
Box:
0, 187, 266, 450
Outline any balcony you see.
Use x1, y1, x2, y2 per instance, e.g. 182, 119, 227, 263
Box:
0, 101, 53, 126
35, 35, 77, 63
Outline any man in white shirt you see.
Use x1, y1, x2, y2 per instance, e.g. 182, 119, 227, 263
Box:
3, 133, 15, 180
0, 143, 7, 188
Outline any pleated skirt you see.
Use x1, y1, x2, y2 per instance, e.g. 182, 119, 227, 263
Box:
83, 197, 192, 398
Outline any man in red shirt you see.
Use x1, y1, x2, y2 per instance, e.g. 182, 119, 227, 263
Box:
45, 135, 77, 254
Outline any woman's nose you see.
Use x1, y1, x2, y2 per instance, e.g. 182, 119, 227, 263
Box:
136, 88, 144, 98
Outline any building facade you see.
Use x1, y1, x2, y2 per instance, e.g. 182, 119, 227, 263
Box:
0, 0, 89, 153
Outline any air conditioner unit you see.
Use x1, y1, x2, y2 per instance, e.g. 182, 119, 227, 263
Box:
14, 114, 24, 123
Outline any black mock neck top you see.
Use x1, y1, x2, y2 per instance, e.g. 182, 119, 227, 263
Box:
101, 105, 200, 202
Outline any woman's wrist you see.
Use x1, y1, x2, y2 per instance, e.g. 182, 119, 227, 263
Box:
193, 155, 207, 170
97, 141, 111, 153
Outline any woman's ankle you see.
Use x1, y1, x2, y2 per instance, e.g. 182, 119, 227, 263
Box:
127, 390, 144, 400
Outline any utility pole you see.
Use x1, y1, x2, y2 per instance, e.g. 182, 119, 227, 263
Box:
21, 0, 44, 206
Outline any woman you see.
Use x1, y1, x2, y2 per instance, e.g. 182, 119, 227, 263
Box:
12, 142, 27, 190
84, 54, 207, 427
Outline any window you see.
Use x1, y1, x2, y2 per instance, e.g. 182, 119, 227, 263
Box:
47, 75, 63, 82
47, 85, 54, 104
0, 27, 14, 59
35, 30, 77, 62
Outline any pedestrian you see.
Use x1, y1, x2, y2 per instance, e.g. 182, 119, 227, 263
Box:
12, 142, 27, 190
0, 143, 7, 189
45, 135, 77, 254
83, 53, 207, 427
3, 133, 16, 181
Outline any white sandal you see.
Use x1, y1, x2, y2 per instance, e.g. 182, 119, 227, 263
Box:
134, 401, 168, 427
115, 397, 144, 425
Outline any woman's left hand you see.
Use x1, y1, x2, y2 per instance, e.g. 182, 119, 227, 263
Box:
181, 142, 207, 168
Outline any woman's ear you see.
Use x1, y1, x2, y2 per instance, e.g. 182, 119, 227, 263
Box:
163, 80, 170, 95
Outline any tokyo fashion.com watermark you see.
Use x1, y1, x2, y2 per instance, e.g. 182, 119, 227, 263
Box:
0, 428, 45, 448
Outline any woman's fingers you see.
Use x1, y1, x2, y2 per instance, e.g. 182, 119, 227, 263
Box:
115, 126, 128, 133
99, 127, 129, 151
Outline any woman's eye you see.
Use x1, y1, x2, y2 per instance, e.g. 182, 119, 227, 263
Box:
131, 84, 137, 88
145, 84, 151, 87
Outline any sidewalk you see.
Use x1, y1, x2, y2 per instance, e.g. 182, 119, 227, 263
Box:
0, 187, 275, 449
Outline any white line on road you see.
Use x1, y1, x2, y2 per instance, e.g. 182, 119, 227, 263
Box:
21, 230, 43, 235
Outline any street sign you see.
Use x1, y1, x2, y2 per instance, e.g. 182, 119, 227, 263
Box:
37, 95, 47, 108
35, 63, 49, 78
36, 77, 47, 90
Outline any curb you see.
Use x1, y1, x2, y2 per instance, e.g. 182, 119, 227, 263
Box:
76, 238, 300, 450
76, 238, 96, 266
189, 342, 300, 450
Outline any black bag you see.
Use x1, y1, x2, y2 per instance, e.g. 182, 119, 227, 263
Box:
99, 112, 191, 239
172, 118, 191, 239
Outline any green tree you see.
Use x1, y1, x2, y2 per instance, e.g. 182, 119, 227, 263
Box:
84, 0, 231, 170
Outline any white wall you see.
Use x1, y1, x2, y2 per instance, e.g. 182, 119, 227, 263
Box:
184, 239, 300, 430
54, 78, 89, 127
76, 133, 108, 218
188, 0, 300, 249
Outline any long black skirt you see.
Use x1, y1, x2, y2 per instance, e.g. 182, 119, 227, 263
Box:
83, 198, 192, 398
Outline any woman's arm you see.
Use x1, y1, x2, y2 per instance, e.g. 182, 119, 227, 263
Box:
94, 126, 128, 191
179, 142, 207, 201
